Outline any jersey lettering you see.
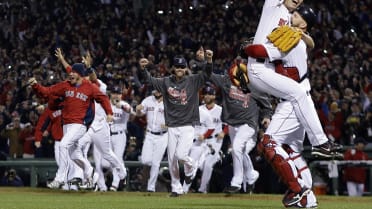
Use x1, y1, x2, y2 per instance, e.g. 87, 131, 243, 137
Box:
114, 112, 122, 118
147, 107, 155, 111
76, 92, 88, 101
228, 85, 250, 108
278, 18, 288, 26
52, 110, 62, 118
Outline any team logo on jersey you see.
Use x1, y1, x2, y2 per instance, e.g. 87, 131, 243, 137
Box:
278, 18, 288, 26
228, 85, 250, 108
65, 90, 88, 102
167, 87, 187, 105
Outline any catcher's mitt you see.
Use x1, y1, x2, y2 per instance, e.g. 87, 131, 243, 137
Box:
228, 58, 250, 94
267, 25, 302, 53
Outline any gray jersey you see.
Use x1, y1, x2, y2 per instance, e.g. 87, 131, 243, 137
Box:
210, 74, 272, 129
142, 65, 212, 127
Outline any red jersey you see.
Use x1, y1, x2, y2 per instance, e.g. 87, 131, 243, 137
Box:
19, 127, 35, 155
343, 149, 369, 183
32, 79, 113, 125
35, 107, 63, 142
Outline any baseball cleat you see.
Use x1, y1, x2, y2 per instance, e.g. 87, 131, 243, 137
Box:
47, 180, 63, 189
311, 140, 343, 158
223, 186, 241, 194
169, 192, 181, 197
109, 186, 117, 192
282, 187, 311, 207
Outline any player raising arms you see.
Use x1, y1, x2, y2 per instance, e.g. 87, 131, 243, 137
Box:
139, 54, 212, 197
54, 49, 127, 191
28, 60, 113, 188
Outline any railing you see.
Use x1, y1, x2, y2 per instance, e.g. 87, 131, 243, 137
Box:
309, 160, 372, 195
0, 159, 168, 188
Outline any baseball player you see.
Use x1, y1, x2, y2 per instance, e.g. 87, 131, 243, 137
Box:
245, 6, 320, 207
196, 86, 225, 193
245, 0, 342, 158
28, 62, 113, 188
34, 97, 64, 189
206, 51, 272, 194
55, 49, 127, 190
139, 53, 212, 197
108, 86, 133, 191
136, 90, 168, 192
182, 95, 215, 193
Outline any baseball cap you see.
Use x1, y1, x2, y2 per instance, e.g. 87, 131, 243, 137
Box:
110, 86, 122, 94
203, 86, 216, 95
296, 5, 317, 30
71, 63, 86, 77
354, 137, 367, 145
173, 56, 187, 68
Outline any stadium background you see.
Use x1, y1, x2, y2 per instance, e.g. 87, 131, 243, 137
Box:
0, 0, 371, 196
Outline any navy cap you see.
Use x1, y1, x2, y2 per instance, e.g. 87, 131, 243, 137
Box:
110, 86, 122, 94
203, 86, 216, 95
71, 63, 86, 77
296, 5, 317, 30
173, 56, 187, 68
354, 137, 367, 145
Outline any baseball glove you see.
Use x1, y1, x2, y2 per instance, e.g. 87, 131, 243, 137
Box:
267, 25, 302, 53
228, 58, 250, 94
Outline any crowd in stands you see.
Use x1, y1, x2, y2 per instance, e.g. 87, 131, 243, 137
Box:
0, 0, 371, 192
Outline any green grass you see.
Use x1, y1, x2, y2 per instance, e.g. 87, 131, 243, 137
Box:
0, 187, 371, 209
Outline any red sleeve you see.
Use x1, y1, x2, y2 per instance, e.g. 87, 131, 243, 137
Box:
203, 129, 215, 139
244, 44, 269, 58
34, 109, 51, 142
32, 82, 66, 99
91, 83, 113, 115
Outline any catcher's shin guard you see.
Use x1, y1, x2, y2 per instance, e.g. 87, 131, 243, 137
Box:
260, 135, 302, 193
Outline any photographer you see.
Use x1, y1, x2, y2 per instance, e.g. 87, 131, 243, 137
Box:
0, 169, 24, 187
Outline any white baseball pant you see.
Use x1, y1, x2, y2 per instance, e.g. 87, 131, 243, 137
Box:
60, 123, 86, 184
229, 124, 258, 188
110, 131, 127, 188
198, 137, 223, 193
167, 126, 195, 194
141, 131, 168, 192
248, 63, 328, 146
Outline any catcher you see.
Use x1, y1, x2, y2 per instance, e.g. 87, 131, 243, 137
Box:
240, 5, 335, 208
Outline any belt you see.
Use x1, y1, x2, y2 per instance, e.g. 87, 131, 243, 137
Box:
206, 136, 213, 139
111, 130, 125, 135
148, 130, 168, 135
256, 58, 265, 63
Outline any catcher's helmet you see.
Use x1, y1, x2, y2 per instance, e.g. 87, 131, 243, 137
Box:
296, 5, 317, 30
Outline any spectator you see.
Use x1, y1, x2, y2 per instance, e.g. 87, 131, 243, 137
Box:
0, 169, 24, 187
18, 122, 35, 158
343, 137, 369, 197
0, 116, 23, 158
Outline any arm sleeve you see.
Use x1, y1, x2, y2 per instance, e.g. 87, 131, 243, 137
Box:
34, 109, 51, 142
141, 69, 166, 94
32, 82, 66, 99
